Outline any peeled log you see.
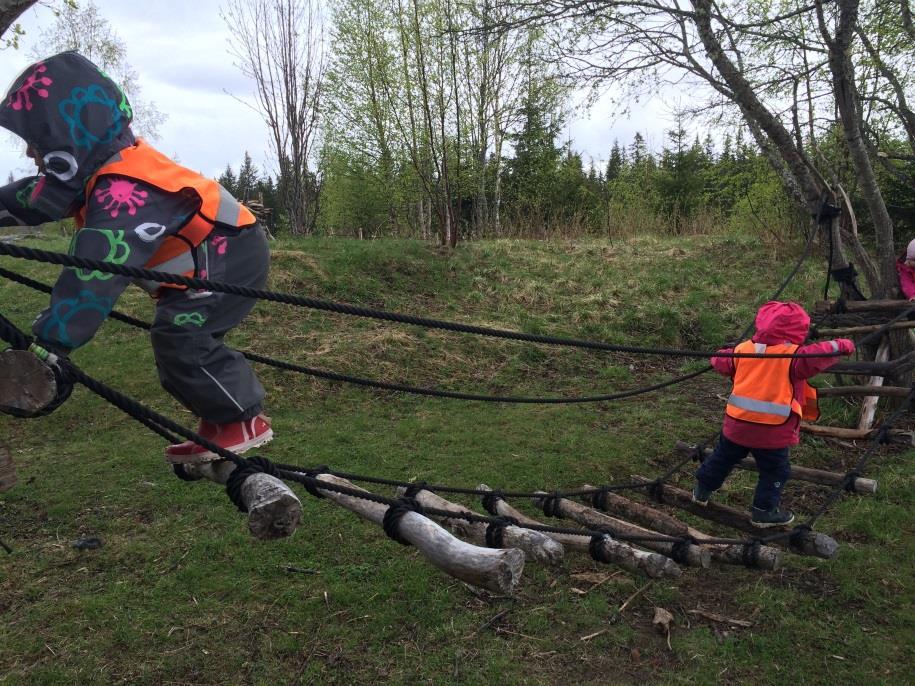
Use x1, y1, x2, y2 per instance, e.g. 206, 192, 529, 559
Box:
816, 299, 915, 315
629, 476, 839, 559
478, 484, 591, 550
0, 444, 16, 492
555, 489, 709, 568
0, 349, 55, 416
675, 441, 878, 495
181, 460, 303, 540
580, 484, 779, 570
395, 486, 564, 565
314, 473, 524, 594
530, 492, 682, 578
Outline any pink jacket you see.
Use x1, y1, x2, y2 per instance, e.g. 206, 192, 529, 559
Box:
712, 302, 853, 449
896, 258, 915, 299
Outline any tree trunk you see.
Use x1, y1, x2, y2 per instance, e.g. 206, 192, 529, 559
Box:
0, 0, 35, 37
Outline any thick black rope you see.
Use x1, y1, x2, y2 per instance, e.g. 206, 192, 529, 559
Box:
0, 244, 842, 360
0, 266, 714, 405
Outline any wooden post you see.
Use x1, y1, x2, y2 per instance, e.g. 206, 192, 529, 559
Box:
0, 349, 56, 416
528, 492, 682, 578
313, 473, 524, 594
580, 484, 780, 570
395, 486, 564, 565
181, 460, 303, 541
0, 444, 16, 493
858, 339, 890, 432
629, 476, 839, 559
675, 442, 878, 495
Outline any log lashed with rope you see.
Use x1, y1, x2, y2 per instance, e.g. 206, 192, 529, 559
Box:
179, 460, 303, 541
580, 484, 781, 570
530, 492, 683, 578
394, 485, 564, 565
313, 473, 525, 594
629, 476, 839, 559
674, 441, 878, 495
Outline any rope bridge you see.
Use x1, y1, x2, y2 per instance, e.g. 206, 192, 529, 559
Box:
0, 235, 910, 590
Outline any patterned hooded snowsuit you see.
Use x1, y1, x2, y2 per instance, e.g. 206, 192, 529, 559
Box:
0, 51, 269, 423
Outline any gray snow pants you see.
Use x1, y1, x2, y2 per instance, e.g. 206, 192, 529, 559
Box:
150, 223, 270, 423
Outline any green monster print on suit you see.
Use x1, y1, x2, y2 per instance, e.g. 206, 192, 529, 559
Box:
174, 312, 207, 327
70, 228, 131, 281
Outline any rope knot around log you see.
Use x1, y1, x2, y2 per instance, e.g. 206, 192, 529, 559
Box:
382, 497, 424, 546
541, 492, 562, 517
402, 481, 428, 499
588, 533, 612, 564
592, 486, 610, 512
741, 539, 763, 568
484, 516, 519, 548
647, 480, 666, 503
302, 465, 330, 499
787, 524, 812, 546
691, 443, 707, 463
670, 537, 698, 565
481, 490, 504, 515
843, 471, 862, 492
225, 456, 280, 512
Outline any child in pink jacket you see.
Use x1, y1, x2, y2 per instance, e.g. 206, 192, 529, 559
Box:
896, 239, 915, 300
692, 301, 855, 527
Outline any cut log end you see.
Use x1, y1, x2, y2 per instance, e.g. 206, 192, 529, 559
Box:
0, 349, 56, 416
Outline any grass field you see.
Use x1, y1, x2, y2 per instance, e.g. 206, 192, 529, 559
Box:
1, 232, 913, 685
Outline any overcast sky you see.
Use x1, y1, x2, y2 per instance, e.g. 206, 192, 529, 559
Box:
0, 0, 670, 181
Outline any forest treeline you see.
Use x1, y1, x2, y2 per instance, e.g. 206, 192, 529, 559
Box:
214, 0, 915, 249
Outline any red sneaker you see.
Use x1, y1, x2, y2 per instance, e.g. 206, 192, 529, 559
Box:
165, 415, 274, 464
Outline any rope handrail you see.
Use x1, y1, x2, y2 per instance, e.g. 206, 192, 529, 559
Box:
0, 243, 844, 360
0, 265, 711, 404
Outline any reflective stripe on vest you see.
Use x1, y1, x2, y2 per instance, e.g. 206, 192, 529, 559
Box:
725, 341, 801, 425
74, 139, 256, 292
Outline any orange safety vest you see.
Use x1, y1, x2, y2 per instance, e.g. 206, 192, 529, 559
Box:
725, 341, 820, 425
74, 139, 256, 291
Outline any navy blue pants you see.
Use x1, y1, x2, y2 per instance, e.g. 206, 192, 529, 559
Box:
695, 435, 791, 511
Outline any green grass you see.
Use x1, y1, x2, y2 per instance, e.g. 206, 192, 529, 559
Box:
0, 232, 913, 685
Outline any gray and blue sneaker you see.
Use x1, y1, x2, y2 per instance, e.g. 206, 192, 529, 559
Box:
751, 506, 795, 528
692, 484, 713, 506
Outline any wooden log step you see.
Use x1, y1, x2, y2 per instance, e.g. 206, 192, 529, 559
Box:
817, 385, 912, 399
313, 473, 525, 594
528, 492, 683, 578
0, 445, 16, 493
580, 484, 780, 570
800, 423, 911, 442
815, 299, 915, 315
395, 486, 564, 565
830, 351, 915, 376
674, 441, 878, 494
628, 476, 839, 559
181, 460, 303, 541
813, 321, 915, 337
478, 484, 593, 550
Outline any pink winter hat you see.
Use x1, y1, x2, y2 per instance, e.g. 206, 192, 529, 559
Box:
754, 301, 810, 345
906, 238, 915, 261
